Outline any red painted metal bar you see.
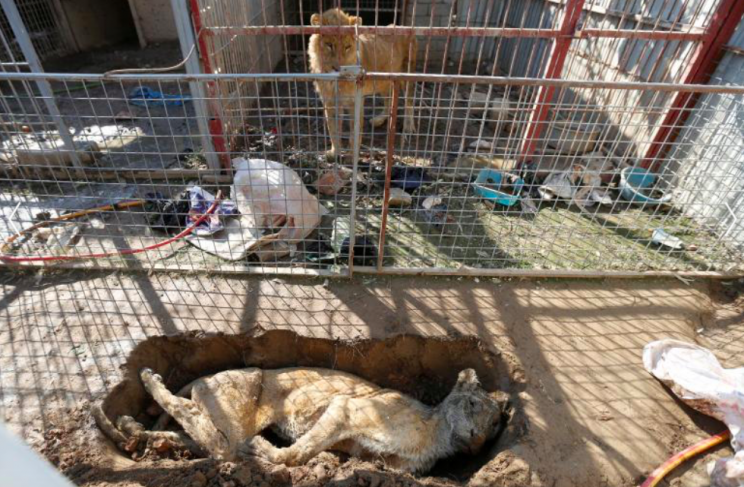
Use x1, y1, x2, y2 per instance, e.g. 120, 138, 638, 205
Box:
189, 0, 230, 170
519, 0, 587, 163
203, 26, 559, 37
576, 29, 703, 41
377, 83, 400, 271
202, 25, 702, 41
643, 0, 744, 168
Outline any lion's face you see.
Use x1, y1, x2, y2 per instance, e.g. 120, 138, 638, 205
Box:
310, 8, 361, 71
444, 369, 505, 454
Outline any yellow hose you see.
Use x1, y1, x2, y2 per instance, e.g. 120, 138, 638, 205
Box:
640, 430, 730, 487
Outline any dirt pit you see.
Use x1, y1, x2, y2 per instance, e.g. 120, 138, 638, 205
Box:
55, 330, 523, 487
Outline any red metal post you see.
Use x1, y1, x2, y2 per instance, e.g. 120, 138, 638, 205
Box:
642, 0, 744, 168
519, 0, 587, 163
377, 83, 400, 271
189, 0, 231, 170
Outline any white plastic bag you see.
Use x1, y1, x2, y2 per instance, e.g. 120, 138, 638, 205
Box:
233, 157, 325, 259
188, 158, 325, 261
643, 339, 744, 487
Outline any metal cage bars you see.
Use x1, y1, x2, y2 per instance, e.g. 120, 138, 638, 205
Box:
181, 0, 744, 169
0, 71, 743, 276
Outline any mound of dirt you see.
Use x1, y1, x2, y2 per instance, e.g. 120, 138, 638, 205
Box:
43, 330, 522, 487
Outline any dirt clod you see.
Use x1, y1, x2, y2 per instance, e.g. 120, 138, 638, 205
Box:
233, 465, 253, 486
124, 436, 139, 452
153, 437, 173, 454
190, 471, 207, 487
468, 451, 532, 487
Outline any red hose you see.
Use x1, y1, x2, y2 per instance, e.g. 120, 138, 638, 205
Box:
640, 429, 731, 487
0, 191, 222, 263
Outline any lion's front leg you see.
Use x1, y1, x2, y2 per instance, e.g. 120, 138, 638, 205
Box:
322, 103, 344, 160
239, 435, 288, 463
244, 399, 350, 467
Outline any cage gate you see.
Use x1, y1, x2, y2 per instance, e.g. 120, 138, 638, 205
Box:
0, 0, 743, 277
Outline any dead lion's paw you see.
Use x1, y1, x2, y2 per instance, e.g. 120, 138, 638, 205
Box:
238, 436, 286, 464
139, 367, 161, 383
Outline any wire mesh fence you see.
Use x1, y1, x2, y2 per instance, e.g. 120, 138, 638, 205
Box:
0, 0, 743, 276
0, 0, 71, 62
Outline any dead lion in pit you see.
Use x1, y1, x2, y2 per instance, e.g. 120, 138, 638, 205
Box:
95, 367, 506, 473
308, 8, 417, 160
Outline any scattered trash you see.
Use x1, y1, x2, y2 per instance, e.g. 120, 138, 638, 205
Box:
580, 151, 616, 184
245, 125, 279, 151
619, 167, 673, 205
44, 223, 83, 254
187, 187, 238, 237
316, 167, 350, 196
388, 187, 412, 207
332, 216, 377, 266
422, 196, 442, 210
520, 192, 538, 214
177, 148, 194, 161
643, 339, 744, 487
128, 86, 192, 107
113, 109, 135, 121
144, 190, 190, 233
373, 165, 432, 191
651, 228, 685, 250
340, 235, 378, 266
302, 237, 335, 264
538, 164, 613, 208
191, 158, 325, 261
473, 169, 524, 207
145, 187, 237, 237
590, 189, 613, 206
538, 170, 576, 201
420, 197, 457, 233
469, 139, 493, 151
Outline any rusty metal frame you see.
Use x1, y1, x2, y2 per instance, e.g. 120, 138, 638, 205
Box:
189, 0, 231, 170
519, 0, 587, 163
186, 0, 725, 171
201, 25, 704, 41
1, 68, 744, 278
376, 82, 399, 272
642, 0, 744, 167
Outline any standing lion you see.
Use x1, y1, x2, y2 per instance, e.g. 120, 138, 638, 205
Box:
308, 8, 417, 159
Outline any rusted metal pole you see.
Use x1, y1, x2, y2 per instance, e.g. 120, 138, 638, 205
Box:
519, 0, 587, 163
347, 69, 365, 278
203, 26, 560, 37
642, 0, 744, 168
189, 0, 231, 170
201, 25, 703, 41
576, 29, 703, 41
377, 83, 400, 271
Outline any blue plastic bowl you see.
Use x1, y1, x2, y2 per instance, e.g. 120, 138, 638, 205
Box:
619, 167, 672, 205
473, 169, 524, 207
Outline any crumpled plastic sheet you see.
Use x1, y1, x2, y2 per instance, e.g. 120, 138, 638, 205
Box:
643, 339, 744, 487
538, 165, 613, 208
189, 158, 325, 261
